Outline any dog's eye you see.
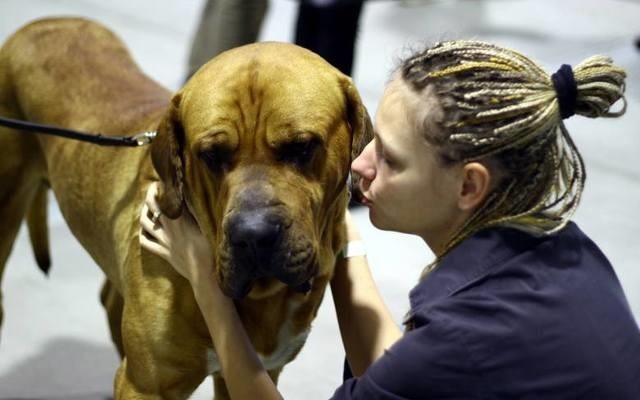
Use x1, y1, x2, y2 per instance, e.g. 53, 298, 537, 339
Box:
278, 139, 320, 168
198, 147, 232, 173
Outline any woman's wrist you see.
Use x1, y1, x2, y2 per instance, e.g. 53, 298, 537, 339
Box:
190, 271, 224, 303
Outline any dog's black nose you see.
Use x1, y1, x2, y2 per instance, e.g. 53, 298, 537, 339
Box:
228, 210, 284, 267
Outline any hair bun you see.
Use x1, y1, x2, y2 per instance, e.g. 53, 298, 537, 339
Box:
573, 55, 626, 118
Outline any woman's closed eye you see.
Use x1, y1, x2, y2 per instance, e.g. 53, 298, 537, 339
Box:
375, 139, 396, 168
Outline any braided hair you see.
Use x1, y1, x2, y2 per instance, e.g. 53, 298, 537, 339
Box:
400, 40, 626, 260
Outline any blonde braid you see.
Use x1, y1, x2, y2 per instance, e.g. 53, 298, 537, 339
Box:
573, 55, 627, 118
401, 40, 626, 268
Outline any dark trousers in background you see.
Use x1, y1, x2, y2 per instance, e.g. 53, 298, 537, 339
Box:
188, 0, 365, 79
294, 0, 365, 76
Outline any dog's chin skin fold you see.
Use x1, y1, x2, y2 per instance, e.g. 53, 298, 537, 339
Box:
223, 280, 254, 300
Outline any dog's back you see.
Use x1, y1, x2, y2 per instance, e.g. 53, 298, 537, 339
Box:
1, 17, 170, 132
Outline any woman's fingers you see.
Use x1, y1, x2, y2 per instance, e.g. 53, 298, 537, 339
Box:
140, 194, 169, 247
145, 182, 160, 209
139, 182, 215, 284
139, 229, 171, 261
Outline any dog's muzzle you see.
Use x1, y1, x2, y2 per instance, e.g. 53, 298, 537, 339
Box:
222, 208, 316, 298
228, 208, 284, 267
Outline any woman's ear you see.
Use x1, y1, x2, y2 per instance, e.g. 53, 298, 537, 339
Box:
458, 162, 492, 211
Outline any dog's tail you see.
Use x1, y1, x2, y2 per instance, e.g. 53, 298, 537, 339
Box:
26, 184, 51, 275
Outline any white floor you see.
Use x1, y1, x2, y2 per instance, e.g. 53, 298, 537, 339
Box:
0, 0, 638, 399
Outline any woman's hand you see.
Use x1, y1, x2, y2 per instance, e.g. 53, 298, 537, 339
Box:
141, 184, 281, 399
139, 182, 214, 287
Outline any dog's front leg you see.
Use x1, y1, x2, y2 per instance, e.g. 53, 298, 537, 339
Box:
114, 263, 211, 399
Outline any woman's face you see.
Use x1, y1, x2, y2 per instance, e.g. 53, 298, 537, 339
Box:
351, 76, 463, 251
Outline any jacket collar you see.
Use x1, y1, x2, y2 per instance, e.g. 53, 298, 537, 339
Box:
408, 223, 576, 314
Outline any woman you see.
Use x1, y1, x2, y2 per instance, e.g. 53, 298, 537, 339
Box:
140, 40, 640, 399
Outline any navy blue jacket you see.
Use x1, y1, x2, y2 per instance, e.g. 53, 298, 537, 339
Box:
331, 222, 640, 399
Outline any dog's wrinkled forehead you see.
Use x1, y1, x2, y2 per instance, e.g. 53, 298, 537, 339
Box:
178, 42, 348, 144
150, 41, 369, 220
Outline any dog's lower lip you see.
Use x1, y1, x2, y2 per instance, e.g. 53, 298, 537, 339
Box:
222, 279, 253, 299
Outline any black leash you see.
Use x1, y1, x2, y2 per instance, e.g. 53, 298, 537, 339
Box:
0, 115, 156, 146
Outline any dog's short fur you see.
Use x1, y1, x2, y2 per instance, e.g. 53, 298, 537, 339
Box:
0, 17, 371, 398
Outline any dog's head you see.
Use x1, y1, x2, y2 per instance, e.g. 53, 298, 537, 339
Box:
151, 42, 372, 299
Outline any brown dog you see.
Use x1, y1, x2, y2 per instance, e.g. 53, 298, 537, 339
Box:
0, 17, 371, 398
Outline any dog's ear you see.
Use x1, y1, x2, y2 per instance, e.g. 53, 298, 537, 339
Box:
151, 93, 184, 219
342, 78, 374, 202
342, 77, 374, 161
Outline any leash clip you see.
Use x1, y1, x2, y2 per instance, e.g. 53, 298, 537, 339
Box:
133, 131, 157, 146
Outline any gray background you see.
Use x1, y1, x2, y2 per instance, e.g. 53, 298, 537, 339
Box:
0, 0, 638, 398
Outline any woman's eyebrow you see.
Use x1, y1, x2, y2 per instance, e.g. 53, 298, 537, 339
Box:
375, 130, 398, 158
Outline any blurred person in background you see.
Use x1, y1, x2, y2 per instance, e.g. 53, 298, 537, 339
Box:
187, 0, 365, 79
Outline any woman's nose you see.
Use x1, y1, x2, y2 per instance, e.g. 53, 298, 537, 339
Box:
351, 141, 376, 182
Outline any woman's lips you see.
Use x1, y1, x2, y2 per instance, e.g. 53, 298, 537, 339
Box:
360, 195, 372, 206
